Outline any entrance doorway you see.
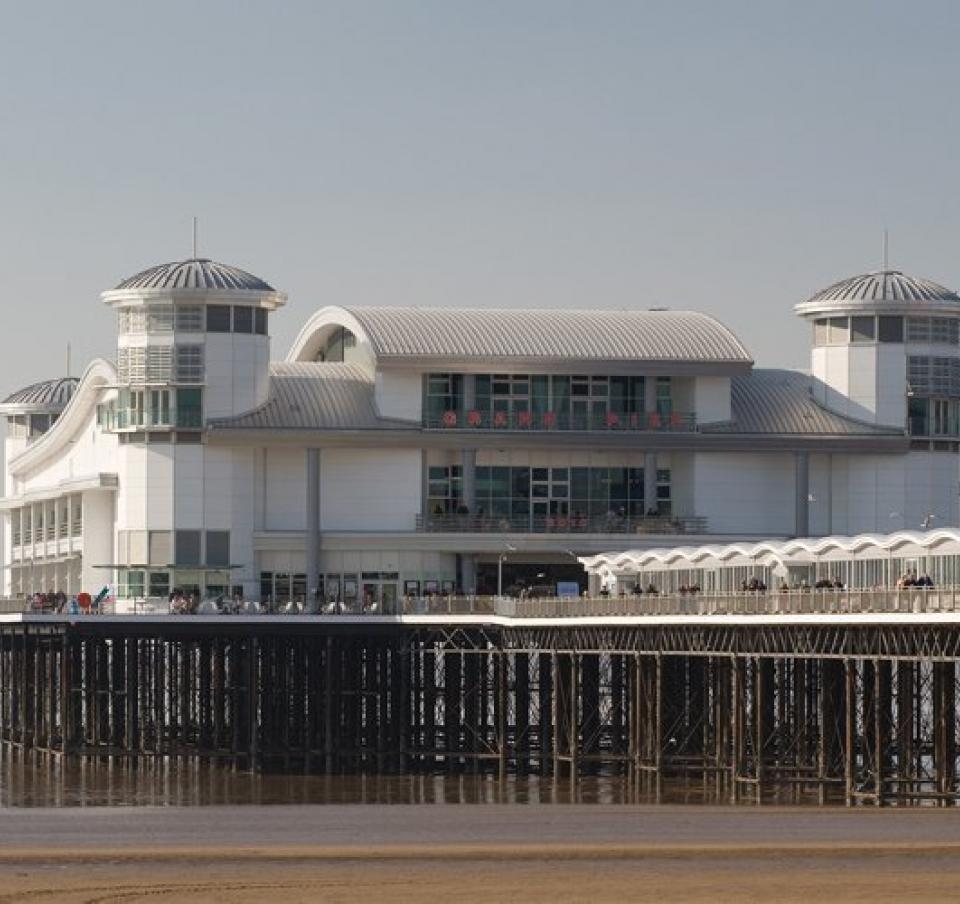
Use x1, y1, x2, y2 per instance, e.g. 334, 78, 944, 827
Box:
360, 572, 399, 614
475, 561, 585, 597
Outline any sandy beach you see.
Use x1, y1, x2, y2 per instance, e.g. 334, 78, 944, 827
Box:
2, 806, 960, 902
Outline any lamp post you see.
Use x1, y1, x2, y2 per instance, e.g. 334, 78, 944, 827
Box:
497, 543, 517, 600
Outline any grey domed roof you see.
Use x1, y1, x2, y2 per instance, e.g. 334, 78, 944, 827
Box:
0, 377, 79, 412
114, 258, 274, 292
806, 270, 959, 304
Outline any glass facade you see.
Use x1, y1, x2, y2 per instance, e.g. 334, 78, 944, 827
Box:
424, 373, 687, 430
427, 464, 672, 530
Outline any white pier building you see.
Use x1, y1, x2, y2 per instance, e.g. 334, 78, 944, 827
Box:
2, 257, 957, 607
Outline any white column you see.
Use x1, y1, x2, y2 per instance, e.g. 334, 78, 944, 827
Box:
305, 448, 321, 613
644, 452, 658, 517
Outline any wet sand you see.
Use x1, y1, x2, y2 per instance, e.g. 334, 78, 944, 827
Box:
2, 806, 960, 902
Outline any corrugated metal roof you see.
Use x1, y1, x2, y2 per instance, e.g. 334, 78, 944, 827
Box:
704, 369, 903, 436
342, 306, 752, 363
805, 270, 958, 304
0, 377, 79, 412
115, 258, 274, 292
208, 363, 413, 431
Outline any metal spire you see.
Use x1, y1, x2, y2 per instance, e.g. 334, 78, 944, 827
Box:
882, 228, 889, 271
192, 216, 198, 259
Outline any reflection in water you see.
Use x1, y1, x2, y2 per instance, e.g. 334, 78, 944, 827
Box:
0, 748, 847, 808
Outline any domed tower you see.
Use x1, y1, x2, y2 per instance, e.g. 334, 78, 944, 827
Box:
0, 377, 78, 493
795, 270, 960, 434
101, 258, 286, 427
98, 257, 286, 604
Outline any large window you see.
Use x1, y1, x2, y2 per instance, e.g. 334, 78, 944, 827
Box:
175, 388, 203, 427
427, 465, 463, 514
317, 326, 357, 362
174, 530, 202, 566
426, 374, 464, 424
206, 530, 230, 566
461, 465, 658, 529
441, 373, 652, 429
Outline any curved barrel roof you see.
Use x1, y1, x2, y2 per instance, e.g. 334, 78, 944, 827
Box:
340, 306, 752, 364
0, 377, 79, 414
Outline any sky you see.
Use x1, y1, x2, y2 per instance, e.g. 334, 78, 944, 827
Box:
1, 0, 960, 396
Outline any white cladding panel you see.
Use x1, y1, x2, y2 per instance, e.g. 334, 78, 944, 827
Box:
818, 452, 957, 535
203, 445, 233, 529
19, 409, 115, 494
173, 444, 204, 528
320, 448, 421, 531
204, 334, 271, 419
811, 347, 828, 406
822, 346, 850, 417
692, 452, 795, 535
846, 345, 877, 422
264, 447, 307, 531
374, 370, 422, 421
81, 490, 114, 594
144, 444, 174, 529
876, 343, 906, 428
117, 444, 147, 530
692, 376, 731, 424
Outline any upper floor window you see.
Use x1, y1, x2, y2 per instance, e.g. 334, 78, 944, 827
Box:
206, 305, 232, 332
906, 317, 960, 345
878, 316, 904, 343
851, 316, 875, 343
233, 306, 253, 334
175, 305, 204, 332
146, 346, 173, 382
317, 326, 357, 362
175, 345, 204, 383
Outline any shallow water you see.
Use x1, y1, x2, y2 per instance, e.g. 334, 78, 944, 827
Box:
0, 749, 845, 808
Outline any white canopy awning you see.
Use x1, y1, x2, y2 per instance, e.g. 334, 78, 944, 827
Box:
580, 529, 960, 577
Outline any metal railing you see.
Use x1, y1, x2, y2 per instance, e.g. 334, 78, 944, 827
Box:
8, 587, 960, 619
416, 513, 707, 534
424, 409, 696, 432
503, 587, 960, 618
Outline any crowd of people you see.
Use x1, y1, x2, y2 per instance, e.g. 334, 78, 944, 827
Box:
26, 590, 98, 614
896, 571, 935, 589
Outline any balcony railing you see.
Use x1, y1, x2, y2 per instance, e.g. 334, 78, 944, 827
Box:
424, 409, 696, 432
19, 586, 960, 619
416, 513, 708, 534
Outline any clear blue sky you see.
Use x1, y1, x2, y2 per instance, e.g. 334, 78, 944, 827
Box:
2, 0, 959, 395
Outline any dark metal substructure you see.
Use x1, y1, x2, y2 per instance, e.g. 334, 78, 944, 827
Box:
1, 622, 959, 804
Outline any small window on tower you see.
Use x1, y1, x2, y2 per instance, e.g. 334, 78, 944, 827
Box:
206, 305, 232, 332
233, 306, 253, 333
878, 316, 904, 343
813, 319, 828, 345
827, 317, 848, 345
850, 316, 875, 343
